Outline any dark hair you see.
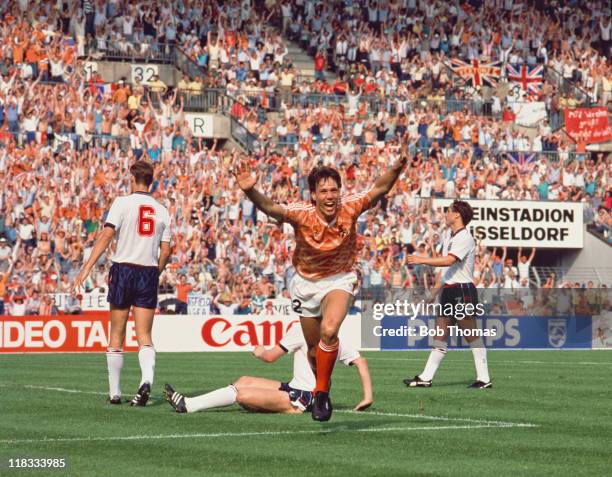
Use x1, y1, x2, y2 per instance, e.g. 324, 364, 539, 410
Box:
450, 200, 474, 226
308, 166, 342, 195
130, 161, 155, 186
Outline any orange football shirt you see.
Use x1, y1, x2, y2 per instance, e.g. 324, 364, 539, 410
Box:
282, 190, 373, 280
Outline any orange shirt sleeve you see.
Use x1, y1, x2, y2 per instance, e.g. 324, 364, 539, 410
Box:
282, 202, 313, 226
342, 189, 374, 218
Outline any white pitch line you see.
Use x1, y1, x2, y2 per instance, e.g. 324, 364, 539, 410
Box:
367, 357, 612, 366
0, 423, 530, 445
25, 385, 107, 395
336, 410, 538, 428
0, 383, 539, 429
0, 383, 106, 395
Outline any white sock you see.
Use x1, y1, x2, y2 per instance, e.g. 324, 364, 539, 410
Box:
470, 339, 490, 383
138, 345, 156, 386
185, 385, 238, 413
419, 340, 447, 382
106, 348, 123, 398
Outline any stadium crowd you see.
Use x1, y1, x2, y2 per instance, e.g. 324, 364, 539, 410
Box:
0, 0, 611, 316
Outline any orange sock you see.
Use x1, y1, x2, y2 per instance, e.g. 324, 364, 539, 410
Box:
314, 340, 339, 394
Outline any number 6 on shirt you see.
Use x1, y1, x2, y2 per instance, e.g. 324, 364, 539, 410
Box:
138, 206, 156, 237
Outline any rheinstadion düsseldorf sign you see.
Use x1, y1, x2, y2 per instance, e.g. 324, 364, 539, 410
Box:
432, 199, 583, 248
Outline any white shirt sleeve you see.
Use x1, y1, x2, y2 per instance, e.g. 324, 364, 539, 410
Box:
448, 231, 473, 261
338, 343, 360, 366
279, 323, 305, 353
105, 197, 124, 230
161, 210, 171, 242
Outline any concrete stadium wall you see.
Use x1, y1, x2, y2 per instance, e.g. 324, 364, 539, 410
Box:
93, 61, 178, 86
561, 230, 612, 284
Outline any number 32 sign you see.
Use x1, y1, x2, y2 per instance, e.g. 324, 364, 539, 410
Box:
131, 64, 159, 84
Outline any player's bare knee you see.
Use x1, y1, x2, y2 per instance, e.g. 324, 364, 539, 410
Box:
108, 332, 125, 349
233, 376, 252, 388
235, 387, 254, 404
319, 325, 339, 345
135, 331, 153, 347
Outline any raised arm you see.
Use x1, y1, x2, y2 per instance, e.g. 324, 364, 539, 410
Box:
528, 247, 536, 263
232, 156, 285, 222
368, 142, 410, 205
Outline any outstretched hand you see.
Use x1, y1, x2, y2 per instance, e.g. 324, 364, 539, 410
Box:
251, 345, 265, 359
353, 398, 373, 412
71, 268, 88, 296
232, 155, 258, 192
406, 255, 423, 265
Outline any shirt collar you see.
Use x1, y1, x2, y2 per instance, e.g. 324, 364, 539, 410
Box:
451, 227, 465, 238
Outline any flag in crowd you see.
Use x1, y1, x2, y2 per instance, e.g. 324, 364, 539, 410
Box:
447, 58, 502, 87
506, 64, 544, 97
507, 151, 538, 171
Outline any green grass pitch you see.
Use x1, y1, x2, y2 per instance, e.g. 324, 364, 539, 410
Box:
1, 350, 611, 476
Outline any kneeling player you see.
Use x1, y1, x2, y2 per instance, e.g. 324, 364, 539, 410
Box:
164, 324, 373, 414
404, 200, 491, 389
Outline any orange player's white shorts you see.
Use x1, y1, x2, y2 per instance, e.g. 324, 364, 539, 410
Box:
289, 271, 358, 318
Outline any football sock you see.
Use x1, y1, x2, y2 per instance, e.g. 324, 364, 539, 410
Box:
419, 340, 447, 381
138, 345, 156, 386
185, 385, 238, 413
314, 340, 339, 394
470, 338, 490, 383
106, 348, 123, 398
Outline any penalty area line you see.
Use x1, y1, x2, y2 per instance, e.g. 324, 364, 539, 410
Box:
0, 423, 531, 445
367, 357, 612, 366
336, 410, 539, 428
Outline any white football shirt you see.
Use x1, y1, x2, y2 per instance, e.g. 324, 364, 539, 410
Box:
442, 228, 476, 285
279, 324, 359, 392
105, 192, 171, 267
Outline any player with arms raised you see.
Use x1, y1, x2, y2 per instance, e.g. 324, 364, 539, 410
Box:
233, 148, 408, 421
72, 161, 172, 406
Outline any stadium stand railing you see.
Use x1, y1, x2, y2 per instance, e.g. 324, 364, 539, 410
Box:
544, 66, 594, 107
91, 42, 177, 65
532, 267, 612, 287
587, 224, 612, 247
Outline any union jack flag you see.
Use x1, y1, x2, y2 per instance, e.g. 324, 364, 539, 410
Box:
447, 58, 502, 87
506, 64, 544, 96
507, 152, 538, 171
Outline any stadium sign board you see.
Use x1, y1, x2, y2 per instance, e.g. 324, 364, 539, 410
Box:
432, 199, 583, 248
0, 314, 360, 353
130, 64, 159, 84
2, 313, 608, 353
185, 113, 214, 137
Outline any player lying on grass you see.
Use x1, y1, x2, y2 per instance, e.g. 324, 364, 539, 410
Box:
164, 323, 373, 414
233, 143, 408, 421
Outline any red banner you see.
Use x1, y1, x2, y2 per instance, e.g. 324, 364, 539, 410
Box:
564, 107, 612, 144
0, 313, 140, 353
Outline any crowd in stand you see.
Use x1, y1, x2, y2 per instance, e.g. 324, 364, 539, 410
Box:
282, 0, 611, 104
0, 0, 610, 316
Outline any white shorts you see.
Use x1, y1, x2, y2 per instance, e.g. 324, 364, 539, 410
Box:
289, 272, 358, 318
